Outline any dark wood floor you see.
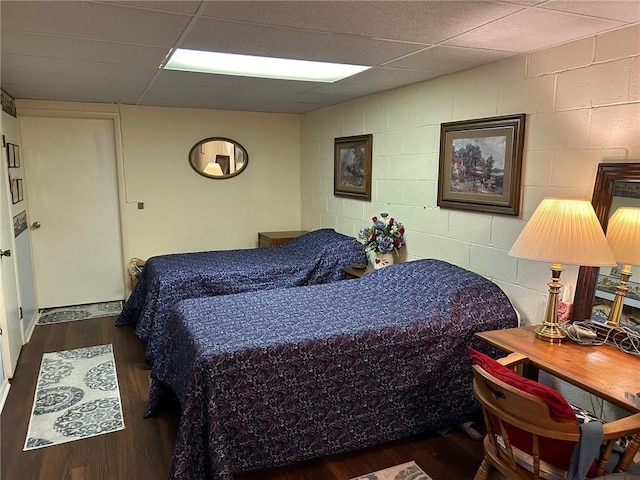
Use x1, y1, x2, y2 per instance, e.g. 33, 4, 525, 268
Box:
1, 316, 487, 480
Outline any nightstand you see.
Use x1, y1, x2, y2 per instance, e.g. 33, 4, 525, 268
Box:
342, 265, 372, 279
258, 230, 308, 248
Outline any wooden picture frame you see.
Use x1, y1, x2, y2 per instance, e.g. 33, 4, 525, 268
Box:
12, 144, 20, 168
334, 134, 372, 201
6, 143, 15, 168
437, 114, 526, 215
10, 178, 19, 204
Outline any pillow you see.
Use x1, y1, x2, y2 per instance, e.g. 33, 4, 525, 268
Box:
468, 347, 577, 422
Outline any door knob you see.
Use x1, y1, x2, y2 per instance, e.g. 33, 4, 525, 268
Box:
31, 222, 41, 230
0, 249, 11, 257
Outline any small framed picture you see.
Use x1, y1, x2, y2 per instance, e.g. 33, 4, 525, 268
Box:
10, 178, 18, 204
437, 114, 526, 216
12, 144, 20, 168
334, 134, 373, 201
10, 178, 23, 204
6, 143, 15, 168
13, 210, 27, 237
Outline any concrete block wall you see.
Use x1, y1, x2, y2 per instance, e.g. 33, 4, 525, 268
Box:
299, 24, 639, 326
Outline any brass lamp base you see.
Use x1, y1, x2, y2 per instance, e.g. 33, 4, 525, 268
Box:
606, 264, 632, 327
535, 323, 566, 343
535, 262, 566, 344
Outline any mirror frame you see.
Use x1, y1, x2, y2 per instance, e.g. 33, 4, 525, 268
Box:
188, 137, 249, 179
572, 162, 640, 321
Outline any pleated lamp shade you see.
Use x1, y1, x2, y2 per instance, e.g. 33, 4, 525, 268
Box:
203, 161, 224, 176
606, 207, 640, 266
509, 198, 616, 267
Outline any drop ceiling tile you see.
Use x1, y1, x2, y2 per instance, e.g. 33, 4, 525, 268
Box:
1, 54, 156, 91
139, 91, 276, 111
1, 32, 169, 67
338, 67, 442, 87
384, 45, 514, 73
279, 91, 360, 106
445, 8, 624, 52
102, 1, 202, 15
252, 102, 324, 114
307, 82, 397, 98
2, 83, 144, 105
0, 1, 190, 46
199, 1, 524, 44
181, 17, 428, 65
500, 0, 546, 5
540, 0, 640, 23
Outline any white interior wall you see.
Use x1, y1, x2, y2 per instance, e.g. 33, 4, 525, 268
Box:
299, 24, 640, 328
118, 105, 301, 259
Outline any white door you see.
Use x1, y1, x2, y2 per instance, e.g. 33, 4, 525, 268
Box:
21, 116, 124, 308
0, 143, 23, 378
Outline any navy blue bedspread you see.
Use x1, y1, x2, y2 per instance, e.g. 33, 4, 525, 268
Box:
115, 229, 366, 363
146, 259, 518, 480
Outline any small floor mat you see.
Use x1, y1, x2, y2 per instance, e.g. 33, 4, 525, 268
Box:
24, 344, 124, 450
37, 301, 123, 325
350, 461, 433, 480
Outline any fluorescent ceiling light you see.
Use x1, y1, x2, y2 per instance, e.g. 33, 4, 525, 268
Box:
163, 49, 370, 83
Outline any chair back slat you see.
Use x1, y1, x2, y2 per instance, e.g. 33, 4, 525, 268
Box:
472, 364, 581, 478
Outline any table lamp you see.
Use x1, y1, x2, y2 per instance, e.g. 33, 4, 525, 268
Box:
605, 207, 640, 326
203, 161, 224, 176
509, 198, 616, 342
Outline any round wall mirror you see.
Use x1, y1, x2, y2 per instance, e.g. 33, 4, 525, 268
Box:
189, 137, 248, 179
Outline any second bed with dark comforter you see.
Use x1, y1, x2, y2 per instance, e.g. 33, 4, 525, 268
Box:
146, 259, 519, 480
116, 228, 366, 363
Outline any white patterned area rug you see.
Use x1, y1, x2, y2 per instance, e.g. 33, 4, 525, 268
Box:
24, 344, 124, 450
351, 461, 433, 480
37, 301, 123, 325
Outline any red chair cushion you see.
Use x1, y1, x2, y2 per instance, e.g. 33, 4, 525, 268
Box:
469, 347, 576, 422
469, 347, 578, 472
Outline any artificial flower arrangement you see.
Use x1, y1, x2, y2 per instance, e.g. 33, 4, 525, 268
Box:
358, 213, 405, 254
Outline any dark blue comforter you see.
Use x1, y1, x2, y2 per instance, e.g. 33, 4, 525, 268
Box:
145, 259, 518, 480
116, 229, 366, 363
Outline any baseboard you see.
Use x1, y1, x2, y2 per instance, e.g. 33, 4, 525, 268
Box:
23, 311, 39, 343
0, 378, 10, 414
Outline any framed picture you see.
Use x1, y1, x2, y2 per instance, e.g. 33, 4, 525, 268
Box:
10, 178, 23, 204
437, 114, 526, 216
6, 143, 15, 168
10, 178, 18, 204
13, 210, 27, 237
12, 144, 20, 168
334, 134, 372, 201
1, 89, 16, 118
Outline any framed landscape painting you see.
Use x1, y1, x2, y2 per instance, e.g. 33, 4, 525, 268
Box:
437, 114, 526, 216
334, 134, 372, 201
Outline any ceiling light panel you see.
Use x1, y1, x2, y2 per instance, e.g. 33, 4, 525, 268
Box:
163, 49, 370, 82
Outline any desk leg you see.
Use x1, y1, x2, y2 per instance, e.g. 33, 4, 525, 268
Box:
522, 363, 540, 381
615, 433, 640, 472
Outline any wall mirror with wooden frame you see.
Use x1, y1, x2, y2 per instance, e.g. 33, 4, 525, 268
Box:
573, 162, 640, 323
189, 137, 248, 179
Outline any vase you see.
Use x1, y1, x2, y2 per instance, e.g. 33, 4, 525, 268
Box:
373, 252, 394, 269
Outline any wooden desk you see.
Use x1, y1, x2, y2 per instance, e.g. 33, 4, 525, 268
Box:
475, 326, 640, 413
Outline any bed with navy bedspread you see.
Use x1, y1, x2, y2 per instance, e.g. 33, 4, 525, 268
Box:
116, 228, 366, 363
145, 259, 518, 480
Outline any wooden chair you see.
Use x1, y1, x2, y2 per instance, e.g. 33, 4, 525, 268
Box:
470, 350, 640, 480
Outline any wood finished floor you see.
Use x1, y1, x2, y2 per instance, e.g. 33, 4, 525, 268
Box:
1, 316, 488, 480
